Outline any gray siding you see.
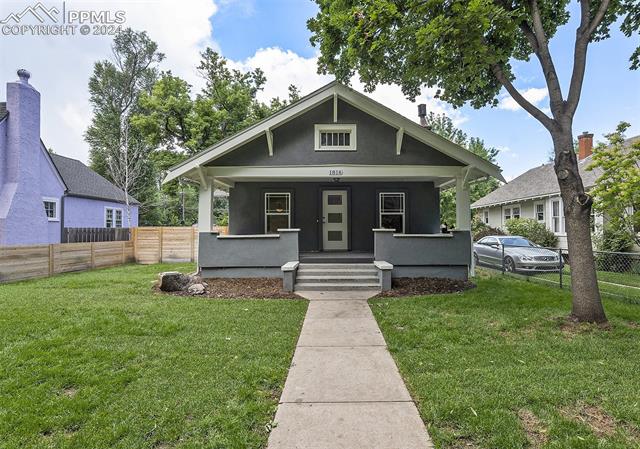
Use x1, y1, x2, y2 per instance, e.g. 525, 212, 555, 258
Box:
211, 99, 464, 167
228, 181, 440, 252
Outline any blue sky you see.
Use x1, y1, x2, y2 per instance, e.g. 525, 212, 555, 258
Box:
211, 0, 640, 180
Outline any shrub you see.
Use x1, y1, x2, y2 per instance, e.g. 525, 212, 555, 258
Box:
593, 223, 635, 272
505, 218, 557, 247
472, 218, 505, 241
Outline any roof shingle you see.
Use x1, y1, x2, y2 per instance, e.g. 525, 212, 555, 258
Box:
50, 153, 139, 205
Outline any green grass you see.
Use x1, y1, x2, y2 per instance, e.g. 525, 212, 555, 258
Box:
0, 264, 307, 449
371, 271, 640, 449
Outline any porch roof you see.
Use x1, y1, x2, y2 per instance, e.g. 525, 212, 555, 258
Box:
163, 81, 505, 187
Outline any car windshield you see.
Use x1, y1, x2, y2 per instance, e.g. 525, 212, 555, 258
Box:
499, 237, 534, 247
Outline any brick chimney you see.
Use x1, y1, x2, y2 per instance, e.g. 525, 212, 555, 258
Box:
417, 104, 427, 127
578, 131, 593, 160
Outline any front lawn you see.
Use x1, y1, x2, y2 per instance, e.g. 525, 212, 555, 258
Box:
372, 271, 640, 448
0, 263, 307, 449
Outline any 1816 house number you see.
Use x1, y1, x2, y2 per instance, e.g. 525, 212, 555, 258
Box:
329, 169, 344, 176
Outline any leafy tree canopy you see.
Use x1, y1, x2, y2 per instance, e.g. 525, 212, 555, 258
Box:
588, 122, 640, 246
309, 0, 639, 112
425, 112, 500, 226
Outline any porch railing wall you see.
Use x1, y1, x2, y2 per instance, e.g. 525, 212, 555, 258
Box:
373, 229, 472, 280
198, 229, 299, 277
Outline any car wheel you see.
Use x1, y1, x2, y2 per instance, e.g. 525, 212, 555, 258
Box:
504, 256, 516, 273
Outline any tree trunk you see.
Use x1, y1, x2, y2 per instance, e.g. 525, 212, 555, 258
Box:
552, 127, 607, 323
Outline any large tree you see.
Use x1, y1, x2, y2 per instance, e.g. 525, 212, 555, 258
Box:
85, 28, 164, 227
425, 112, 500, 227
130, 49, 301, 226
309, 0, 640, 323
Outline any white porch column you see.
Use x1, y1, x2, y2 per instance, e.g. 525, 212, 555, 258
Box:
455, 175, 471, 230
455, 174, 474, 276
198, 180, 214, 232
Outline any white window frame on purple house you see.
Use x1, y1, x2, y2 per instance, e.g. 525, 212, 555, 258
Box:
42, 197, 59, 222
104, 207, 123, 228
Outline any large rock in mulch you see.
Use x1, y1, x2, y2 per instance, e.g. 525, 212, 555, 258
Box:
158, 271, 191, 292
187, 283, 206, 295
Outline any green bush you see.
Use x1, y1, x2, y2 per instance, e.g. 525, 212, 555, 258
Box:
593, 222, 635, 272
505, 218, 557, 247
472, 217, 505, 241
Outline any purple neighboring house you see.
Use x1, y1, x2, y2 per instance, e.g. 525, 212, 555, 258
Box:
0, 69, 139, 246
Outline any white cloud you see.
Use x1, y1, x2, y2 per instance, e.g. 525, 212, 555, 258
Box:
0, 0, 218, 162
498, 87, 548, 112
1, 3, 464, 164
231, 46, 465, 127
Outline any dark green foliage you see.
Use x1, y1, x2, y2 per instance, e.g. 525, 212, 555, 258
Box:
505, 218, 558, 247
425, 113, 500, 226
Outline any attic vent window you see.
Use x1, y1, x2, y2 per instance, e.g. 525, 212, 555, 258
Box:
315, 124, 356, 151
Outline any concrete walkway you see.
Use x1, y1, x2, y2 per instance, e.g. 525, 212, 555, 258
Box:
267, 291, 434, 449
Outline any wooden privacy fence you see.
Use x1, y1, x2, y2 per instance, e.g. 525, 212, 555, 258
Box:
133, 227, 199, 264
63, 227, 131, 243
0, 226, 214, 283
0, 241, 135, 283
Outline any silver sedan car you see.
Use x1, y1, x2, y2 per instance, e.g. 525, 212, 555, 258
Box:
474, 235, 562, 273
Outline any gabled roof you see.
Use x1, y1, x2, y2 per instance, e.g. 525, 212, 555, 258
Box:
163, 81, 504, 184
50, 153, 140, 205
471, 135, 640, 209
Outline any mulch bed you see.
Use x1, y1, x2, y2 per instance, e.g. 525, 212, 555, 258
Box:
159, 277, 301, 299
375, 277, 475, 297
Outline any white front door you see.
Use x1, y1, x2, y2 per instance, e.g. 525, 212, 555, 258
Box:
322, 190, 348, 250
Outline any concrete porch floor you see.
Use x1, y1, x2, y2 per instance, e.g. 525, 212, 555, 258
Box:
267, 293, 433, 449
298, 251, 374, 264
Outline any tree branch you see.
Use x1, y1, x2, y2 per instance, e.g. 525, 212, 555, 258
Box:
491, 64, 556, 131
528, 0, 565, 117
566, 0, 611, 116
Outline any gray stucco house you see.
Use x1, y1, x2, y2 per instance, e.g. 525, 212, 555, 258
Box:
471, 133, 640, 250
164, 81, 503, 291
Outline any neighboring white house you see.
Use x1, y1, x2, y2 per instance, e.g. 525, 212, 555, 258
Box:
471, 132, 640, 249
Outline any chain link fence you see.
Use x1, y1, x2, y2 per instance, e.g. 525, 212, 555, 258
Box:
474, 239, 640, 303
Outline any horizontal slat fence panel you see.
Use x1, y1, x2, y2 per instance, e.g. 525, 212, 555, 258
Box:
133, 227, 198, 264
0, 245, 50, 282
0, 227, 198, 283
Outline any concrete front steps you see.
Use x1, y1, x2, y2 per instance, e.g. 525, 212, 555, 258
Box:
295, 263, 381, 292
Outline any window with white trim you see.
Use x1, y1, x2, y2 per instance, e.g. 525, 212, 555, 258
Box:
504, 207, 512, 222
483, 210, 489, 224
314, 124, 356, 151
535, 202, 545, 222
379, 192, 405, 233
105, 207, 124, 228
43, 198, 58, 221
512, 205, 521, 220
551, 199, 564, 233
105, 208, 114, 228
265, 193, 291, 233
